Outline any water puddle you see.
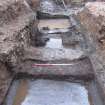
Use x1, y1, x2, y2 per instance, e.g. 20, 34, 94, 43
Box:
5, 79, 96, 105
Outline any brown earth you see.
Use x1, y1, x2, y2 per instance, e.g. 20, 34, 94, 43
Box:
0, 0, 39, 104
76, 1, 105, 101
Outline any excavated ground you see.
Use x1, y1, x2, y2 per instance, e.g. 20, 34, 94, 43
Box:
0, 0, 105, 105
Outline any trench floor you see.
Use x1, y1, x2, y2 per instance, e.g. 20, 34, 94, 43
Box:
3, 0, 104, 105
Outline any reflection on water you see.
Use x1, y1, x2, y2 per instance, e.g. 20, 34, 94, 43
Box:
6, 79, 90, 105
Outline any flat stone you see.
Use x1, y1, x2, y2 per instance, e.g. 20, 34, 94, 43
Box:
13, 57, 94, 80
24, 47, 85, 61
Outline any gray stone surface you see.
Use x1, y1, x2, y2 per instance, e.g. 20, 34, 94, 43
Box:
24, 46, 85, 61
13, 57, 94, 80
22, 80, 90, 105
6, 79, 90, 105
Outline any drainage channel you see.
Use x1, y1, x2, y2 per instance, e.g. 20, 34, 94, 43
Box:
35, 19, 86, 52
4, 78, 104, 105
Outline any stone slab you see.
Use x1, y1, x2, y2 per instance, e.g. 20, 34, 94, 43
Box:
6, 79, 90, 105
13, 57, 94, 80
24, 47, 85, 61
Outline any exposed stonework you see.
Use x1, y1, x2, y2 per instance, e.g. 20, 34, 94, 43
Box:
76, 2, 105, 100
12, 57, 94, 80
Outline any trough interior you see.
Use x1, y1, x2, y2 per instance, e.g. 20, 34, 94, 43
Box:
4, 77, 104, 105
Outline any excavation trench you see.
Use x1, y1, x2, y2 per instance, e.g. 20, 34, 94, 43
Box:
3, 57, 105, 105
2, 0, 105, 105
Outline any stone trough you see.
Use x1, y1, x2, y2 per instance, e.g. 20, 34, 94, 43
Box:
4, 76, 104, 105
2, 56, 105, 105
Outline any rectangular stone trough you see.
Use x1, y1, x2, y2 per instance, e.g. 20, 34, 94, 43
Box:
4, 79, 104, 105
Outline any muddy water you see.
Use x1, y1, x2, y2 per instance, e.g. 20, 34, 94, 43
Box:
5, 79, 92, 105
